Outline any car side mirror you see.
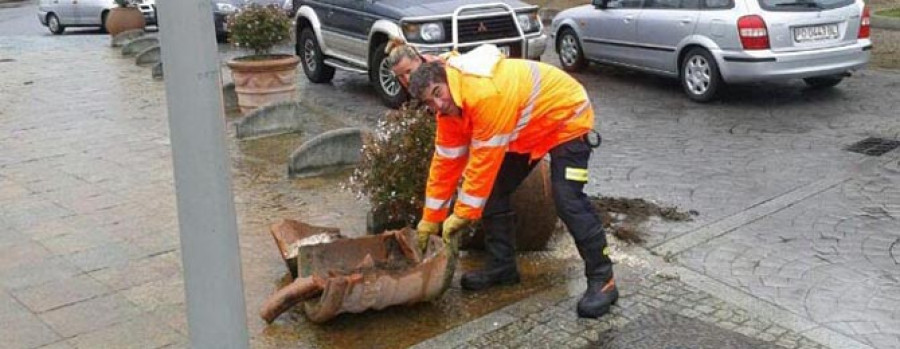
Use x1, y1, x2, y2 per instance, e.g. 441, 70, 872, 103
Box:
592, 0, 609, 9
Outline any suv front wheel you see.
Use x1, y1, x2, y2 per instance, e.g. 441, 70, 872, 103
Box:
680, 48, 722, 103
370, 41, 407, 109
299, 27, 335, 83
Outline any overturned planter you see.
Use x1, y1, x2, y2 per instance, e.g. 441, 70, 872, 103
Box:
288, 127, 370, 179
260, 219, 454, 323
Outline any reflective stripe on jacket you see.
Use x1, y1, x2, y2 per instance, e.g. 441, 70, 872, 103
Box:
422, 58, 595, 222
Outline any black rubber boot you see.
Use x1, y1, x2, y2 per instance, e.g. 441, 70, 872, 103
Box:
461, 212, 520, 291
575, 238, 618, 318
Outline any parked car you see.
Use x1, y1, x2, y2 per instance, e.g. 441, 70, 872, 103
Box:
550, 0, 872, 101
212, 0, 290, 42
292, 0, 549, 108
37, 0, 156, 35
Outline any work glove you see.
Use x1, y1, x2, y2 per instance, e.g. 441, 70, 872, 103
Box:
441, 214, 471, 245
416, 220, 440, 253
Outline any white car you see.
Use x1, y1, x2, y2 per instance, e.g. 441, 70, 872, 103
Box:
37, 0, 156, 35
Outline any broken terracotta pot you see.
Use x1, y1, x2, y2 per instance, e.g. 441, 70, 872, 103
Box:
260, 219, 455, 323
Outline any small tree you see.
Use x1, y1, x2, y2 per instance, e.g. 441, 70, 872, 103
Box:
227, 4, 292, 57
349, 103, 436, 227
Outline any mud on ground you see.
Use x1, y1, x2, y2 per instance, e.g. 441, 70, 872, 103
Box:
591, 196, 698, 244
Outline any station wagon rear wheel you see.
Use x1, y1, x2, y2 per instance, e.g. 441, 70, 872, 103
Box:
557, 28, 586, 72
681, 48, 721, 103
48, 13, 65, 35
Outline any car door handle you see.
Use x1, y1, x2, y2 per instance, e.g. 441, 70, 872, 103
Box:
624, 15, 634, 23
680, 18, 693, 24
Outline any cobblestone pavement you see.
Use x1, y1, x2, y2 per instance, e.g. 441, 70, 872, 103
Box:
2, 21, 900, 348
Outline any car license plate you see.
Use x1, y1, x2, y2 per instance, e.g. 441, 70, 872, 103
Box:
793, 24, 839, 43
498, 45, 510, 56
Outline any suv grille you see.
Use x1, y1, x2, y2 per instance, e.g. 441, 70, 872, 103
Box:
455, 15, 519, 43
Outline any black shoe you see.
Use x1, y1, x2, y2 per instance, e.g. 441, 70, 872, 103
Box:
577, 278, 619, 318
461, 264, 520, 290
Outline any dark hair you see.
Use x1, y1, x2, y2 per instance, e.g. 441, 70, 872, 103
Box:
408, 62, 447, 100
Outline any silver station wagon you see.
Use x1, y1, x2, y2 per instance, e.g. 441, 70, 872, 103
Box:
550, 0, 872, 101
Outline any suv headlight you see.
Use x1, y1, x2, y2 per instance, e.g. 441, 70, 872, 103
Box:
420, 22, 444, 42
215, 2, 237, 13
516, 12, 540, 33
403, 22, 445, 43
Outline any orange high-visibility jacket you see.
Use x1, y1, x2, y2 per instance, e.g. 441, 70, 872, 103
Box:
422, 58, 595, 223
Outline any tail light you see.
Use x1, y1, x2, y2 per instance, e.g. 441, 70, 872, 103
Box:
738, 15, 769, 50
859, 6, 870, 39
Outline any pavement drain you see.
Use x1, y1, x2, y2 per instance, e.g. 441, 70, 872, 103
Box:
596, 311, 773, 349
845, 137, 900, 156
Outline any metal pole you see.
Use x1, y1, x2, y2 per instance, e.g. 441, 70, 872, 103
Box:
156, 1, 250, 347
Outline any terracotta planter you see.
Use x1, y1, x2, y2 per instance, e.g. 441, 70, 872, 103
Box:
105, 7, 145, 37
227, 55, 300, 115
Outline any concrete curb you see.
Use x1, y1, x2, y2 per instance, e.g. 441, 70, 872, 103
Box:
233, 101, 339, 140
110, 29, 146, 47
122, 37, 159, 57
152, 62, 163, 80
872, 14, 900, 31
287, 127, 371, 179
135, 45, 160, 67
223, 83, 238, 112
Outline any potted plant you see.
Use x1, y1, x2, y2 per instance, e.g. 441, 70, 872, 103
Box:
226, 4, 298, 115
105, 0, 146, 36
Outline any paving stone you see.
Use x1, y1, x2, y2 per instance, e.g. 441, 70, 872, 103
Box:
10, 274, 109, 313
40, 229, 124, 256
121, 275, 184, 312
0, 291, 61, 349
88, 252, 181, 291
66, 316, 184, 349
0, 240, 51, 271
39, 293, 141, 337
63, 241, 147, 273
0, 256, 82, 291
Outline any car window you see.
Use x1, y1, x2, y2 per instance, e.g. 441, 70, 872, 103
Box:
758, 0, 853, 11
607, 0, 643, 9
703, 0, 733, 9
644, 0, 680, 9
681, 0, 700, 8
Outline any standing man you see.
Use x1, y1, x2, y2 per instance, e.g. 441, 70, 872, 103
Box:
409, 58, 618, 319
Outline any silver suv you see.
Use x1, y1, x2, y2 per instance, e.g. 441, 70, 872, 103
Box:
550, 0, 872, 101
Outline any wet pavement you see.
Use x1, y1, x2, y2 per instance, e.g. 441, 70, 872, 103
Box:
2, 7, 900, 348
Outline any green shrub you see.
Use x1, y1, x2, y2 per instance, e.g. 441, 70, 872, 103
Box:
349, 103, 436, 226
227, 4, 292, 56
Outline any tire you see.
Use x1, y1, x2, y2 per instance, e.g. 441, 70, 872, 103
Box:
803, 75, 844, 89
369, 41, 407, 109
100, 11, 109, 34
680, 48, 722, 103
557, 28, 586, 72
47, 13, 65, 35
298, 28, 335, 84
